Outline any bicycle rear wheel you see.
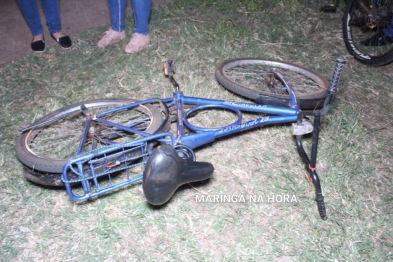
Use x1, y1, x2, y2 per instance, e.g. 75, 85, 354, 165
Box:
215, 58, 329, 110
343, 0, 393, 66
22, 165, 79, 187
16, 98, 167, 175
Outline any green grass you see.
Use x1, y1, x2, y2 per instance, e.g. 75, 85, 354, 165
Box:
1, 0, 393, 261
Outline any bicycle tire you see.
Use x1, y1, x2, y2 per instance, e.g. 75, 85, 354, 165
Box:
16, 98, 167, 174
23, 165, 79, 187
343, 0, 393, 66
22, 140, 150, 187
215, 58, 329, 110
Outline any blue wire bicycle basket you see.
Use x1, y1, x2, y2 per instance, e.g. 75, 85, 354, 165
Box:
62, 141, 150, 201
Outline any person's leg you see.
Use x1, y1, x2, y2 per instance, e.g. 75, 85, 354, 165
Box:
18, 0, 47, 51
125, 0, 151, 53
97, 0, 126, 48
41, 0, 61, 34
18, 0, 44, 38
133, 0, 151, 35
40, 0, 72, 48
109, 0, 127, 32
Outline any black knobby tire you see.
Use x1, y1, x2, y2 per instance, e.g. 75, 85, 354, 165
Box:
16, 98, 166, 175
215, 58, 329, 110
343, 0, 393, 66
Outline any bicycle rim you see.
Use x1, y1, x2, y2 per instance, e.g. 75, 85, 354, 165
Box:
16, 98, 166, 174
215, 58, 329, 110
343, 0, 393, 66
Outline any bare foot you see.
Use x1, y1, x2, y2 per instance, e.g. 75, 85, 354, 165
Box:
51, 32, 66, 40
32, 34, 44, 42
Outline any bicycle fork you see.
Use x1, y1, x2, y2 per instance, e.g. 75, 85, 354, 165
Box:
295, 58, 346, 220
295, 116, 327, 220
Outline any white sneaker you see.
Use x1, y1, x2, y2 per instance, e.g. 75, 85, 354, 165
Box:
97, 28, 125, 48
125, 33, 150, 53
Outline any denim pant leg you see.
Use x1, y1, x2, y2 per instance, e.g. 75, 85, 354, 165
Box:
41, 0, 62, 34
109, 0, 127, 32
18, 0, 44, 36
132, 0, 151, 35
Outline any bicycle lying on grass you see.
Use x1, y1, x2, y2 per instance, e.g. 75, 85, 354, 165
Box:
16, 58, 346, 221
322, 0, 393, 66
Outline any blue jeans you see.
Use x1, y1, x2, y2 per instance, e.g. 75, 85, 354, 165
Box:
109, 0, 151, 35
18, 0, 62, 37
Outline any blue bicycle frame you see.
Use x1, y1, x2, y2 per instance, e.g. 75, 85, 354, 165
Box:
168, 96, 299, 149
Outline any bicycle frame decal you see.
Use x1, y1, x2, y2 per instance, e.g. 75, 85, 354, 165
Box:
216, 117, 270, 134
224, 101, 268, 108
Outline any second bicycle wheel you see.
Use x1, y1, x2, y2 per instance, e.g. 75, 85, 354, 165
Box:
215, 58, 329, 110
16, 98, 168, 174
343, 0, 393, 66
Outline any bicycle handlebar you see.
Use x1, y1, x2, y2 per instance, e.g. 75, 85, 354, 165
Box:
316, 193, 327, 220
318, 58, 346, 115
328, 58, 346, 93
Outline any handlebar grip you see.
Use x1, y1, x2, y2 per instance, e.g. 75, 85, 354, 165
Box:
328, 58, 346, 93
316, 194, 328, 221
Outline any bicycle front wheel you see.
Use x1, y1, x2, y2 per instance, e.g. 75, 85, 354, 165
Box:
343, 0, 393, 66
16, 98, 167, 174
215, 58, 329, 110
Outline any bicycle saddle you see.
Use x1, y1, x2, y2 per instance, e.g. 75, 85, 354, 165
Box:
143, 144, 214, 205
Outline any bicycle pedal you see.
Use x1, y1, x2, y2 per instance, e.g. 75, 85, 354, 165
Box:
292, 119, 313, 135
